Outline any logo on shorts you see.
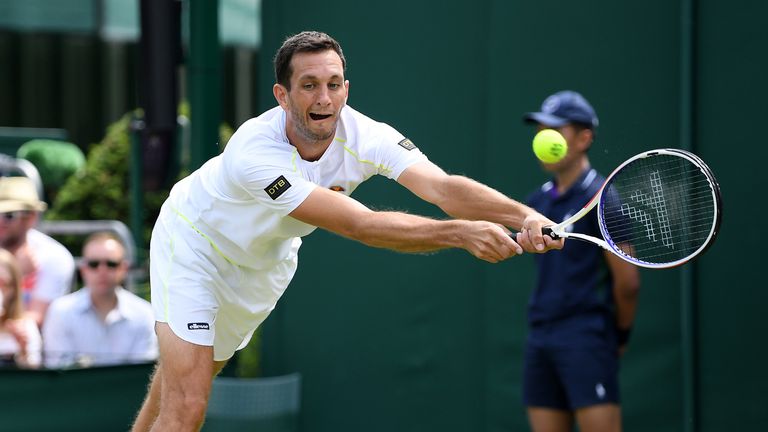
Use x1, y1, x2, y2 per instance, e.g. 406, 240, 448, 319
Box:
595, 382, 606, 399
187, 322, 210, 330
397, 138, 417, 151
265, 175, 291, 200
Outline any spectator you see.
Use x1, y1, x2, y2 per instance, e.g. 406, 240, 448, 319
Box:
42, 231, 156, 368
0, 176, 75, 327
0, 248, 42, 368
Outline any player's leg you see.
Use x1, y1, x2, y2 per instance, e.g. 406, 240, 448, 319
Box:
131, 333, 229, 432
575, 404, 621, 432
131, 362, 162, 431
147, 323, 218, 431
136, 203, 221, 431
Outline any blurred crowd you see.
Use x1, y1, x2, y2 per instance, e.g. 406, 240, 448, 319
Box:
0, 175, 157, 370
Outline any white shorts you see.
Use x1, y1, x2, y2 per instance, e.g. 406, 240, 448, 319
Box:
149, 203, 298, 361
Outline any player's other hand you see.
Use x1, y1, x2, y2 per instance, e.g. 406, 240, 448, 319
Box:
516, 214, 565, 253
462, 221, 523, 263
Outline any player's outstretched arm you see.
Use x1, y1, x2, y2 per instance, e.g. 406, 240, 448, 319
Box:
397, 161, 563, 253
289, 187, 523, 263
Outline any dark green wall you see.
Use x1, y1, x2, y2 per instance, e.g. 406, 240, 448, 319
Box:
0, 364, 154, 431
696, 1, 768, 430
260, 1, 767, 431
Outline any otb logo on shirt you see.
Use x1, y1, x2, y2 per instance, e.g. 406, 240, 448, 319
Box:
397, 138, 416, 151
265, 175, 291, 200
187, 322, 210, 330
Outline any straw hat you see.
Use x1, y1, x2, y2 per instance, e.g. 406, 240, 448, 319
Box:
0, 177, 47, 213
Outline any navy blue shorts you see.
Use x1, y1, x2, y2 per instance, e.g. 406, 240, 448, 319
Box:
523, 319, 620, 410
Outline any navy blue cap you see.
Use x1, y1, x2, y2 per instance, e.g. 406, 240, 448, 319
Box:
523, 90, 599, 129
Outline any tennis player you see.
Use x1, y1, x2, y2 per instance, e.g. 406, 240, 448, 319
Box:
131, 31, 562, 431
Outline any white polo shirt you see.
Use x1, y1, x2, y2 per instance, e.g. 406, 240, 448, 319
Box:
169, 105, 428, 269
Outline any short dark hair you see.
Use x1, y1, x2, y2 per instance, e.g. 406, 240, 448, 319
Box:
273, 31, 346, 90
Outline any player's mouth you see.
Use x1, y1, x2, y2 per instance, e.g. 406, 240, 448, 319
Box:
309, 113, 333, 121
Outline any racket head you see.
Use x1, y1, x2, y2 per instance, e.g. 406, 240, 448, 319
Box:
597, 148, 722, 268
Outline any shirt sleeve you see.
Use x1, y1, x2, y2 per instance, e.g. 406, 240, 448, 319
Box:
223, 139, 317, 217
30, 239, 75, 302
372, 123, 429, 180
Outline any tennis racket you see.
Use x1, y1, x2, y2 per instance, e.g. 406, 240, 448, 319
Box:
543, 148, 722, 269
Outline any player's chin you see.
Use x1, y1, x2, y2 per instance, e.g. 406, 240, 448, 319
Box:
310, 121, 338, 139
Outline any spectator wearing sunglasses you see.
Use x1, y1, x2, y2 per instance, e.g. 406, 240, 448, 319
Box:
0, 176, 75, 328
42, 231, 157, 368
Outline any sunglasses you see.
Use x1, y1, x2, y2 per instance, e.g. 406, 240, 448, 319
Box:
84, 259, 122, 269
0, 211, 29, 221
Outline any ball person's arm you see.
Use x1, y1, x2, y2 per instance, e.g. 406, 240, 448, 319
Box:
396, 160, 562, 252
605, 250, 641, 352
289, 186, 523, 263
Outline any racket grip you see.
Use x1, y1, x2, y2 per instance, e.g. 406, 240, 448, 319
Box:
542, 227, 560, 239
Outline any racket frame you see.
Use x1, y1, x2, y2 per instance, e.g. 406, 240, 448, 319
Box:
544, 148, 722, 269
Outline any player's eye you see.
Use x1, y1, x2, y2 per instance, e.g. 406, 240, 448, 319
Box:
328, 83, 340, 90
302, 83, 315, 90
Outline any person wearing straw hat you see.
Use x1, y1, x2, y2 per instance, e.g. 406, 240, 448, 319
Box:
0, 177, 75, 327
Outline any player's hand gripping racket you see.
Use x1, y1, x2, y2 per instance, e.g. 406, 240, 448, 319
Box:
543, 148, 722, 268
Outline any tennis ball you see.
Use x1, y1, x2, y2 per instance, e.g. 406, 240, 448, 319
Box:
532, 129, 568, 163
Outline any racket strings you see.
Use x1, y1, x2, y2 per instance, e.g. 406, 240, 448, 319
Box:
599, 154, 718, 265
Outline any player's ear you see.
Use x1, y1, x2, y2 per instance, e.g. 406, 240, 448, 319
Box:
344, 80, 350, 102
273, 83, 289, 108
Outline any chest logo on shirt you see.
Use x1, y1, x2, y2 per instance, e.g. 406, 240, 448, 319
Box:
265, 175, 291, 200
398, 138, 417, 151
329, 185, 346, 192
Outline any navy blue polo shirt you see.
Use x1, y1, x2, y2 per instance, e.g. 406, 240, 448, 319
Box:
526, 168, 614, 329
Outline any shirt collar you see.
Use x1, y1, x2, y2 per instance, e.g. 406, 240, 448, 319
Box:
546, 168, 597, 200
74, 286, 128, 317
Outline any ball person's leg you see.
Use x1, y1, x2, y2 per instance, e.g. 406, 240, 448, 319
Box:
527, 407, 574, 432
575, 404, 621, 432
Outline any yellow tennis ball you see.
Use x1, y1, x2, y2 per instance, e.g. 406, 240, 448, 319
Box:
532, 129, 568, 163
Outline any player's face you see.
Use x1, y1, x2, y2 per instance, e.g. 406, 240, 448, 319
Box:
80, 239, 127, 296
277, 50, 349, 145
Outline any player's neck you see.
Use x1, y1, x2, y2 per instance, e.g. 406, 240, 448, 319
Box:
294, 141, 332, 162
286, 129, 333, 162
555, 158, 590, 194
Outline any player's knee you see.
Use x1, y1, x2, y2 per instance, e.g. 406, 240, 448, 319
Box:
168, 394, 208, 427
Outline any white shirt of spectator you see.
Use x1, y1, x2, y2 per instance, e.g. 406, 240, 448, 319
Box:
26, 229, 75, 303
42, 286, 157, 368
